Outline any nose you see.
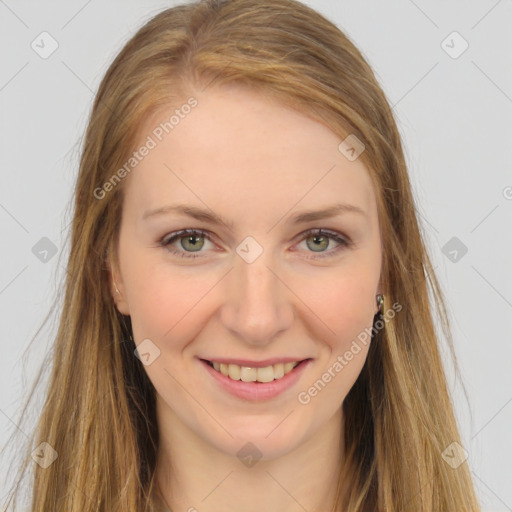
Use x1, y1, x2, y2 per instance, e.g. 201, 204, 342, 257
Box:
219, 249, 294, 346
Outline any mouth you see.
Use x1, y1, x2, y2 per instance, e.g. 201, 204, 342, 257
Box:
199, 357, 314, 401
200, 358, 312, 383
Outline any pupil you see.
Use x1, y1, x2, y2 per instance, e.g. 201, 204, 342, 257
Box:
310, 234, 327, 251
184, 235, 203, 251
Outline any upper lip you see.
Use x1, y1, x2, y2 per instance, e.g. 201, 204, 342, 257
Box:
200, 357, 311, 368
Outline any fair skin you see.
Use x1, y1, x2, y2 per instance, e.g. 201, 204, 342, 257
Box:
111, 83, 383, 512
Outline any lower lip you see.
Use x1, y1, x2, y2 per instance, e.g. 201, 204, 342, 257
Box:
199, 358, 313, 401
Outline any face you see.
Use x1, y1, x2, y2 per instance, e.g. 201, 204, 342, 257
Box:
111, 83, 383, 460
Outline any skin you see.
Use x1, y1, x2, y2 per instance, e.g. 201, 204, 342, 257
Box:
111, 82, 383, 512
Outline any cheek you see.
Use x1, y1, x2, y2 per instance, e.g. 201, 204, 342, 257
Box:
124, 257, 217, 349
300, 260, 378, 396
298, 273, 375, 409
306, 266, 378, 344
130, 278, 188, 342
124, 265, 206, 400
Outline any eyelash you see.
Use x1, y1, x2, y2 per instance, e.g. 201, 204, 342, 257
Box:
158, 228, 352, 260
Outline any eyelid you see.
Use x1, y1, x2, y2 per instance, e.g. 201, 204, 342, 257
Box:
160, 228, 211, 245
159, 228, 217, 253
290, 228, 352, 259
159, 227, 352, 260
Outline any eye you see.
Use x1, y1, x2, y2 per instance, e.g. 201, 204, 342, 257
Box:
158, 229, 214, 259
158, 228, 352, 260
293, 228, 352, 259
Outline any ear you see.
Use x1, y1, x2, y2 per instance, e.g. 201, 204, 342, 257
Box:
375, 278, 384, 316
108, 250, 130, 316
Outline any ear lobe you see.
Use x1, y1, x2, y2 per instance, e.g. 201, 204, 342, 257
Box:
375, 274, 384, 315
110, 273, 130, 315
111, 273, 121, 298
107, 256, 121, 299
375, 289, 384, 316
107, 251, 130, 315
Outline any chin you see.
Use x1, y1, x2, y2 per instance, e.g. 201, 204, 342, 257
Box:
204, 417, 309, 462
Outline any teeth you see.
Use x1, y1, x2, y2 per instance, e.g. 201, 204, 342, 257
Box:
211, 360, 301, 383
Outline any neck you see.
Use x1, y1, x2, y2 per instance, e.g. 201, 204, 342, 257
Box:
153, 398, 345, 512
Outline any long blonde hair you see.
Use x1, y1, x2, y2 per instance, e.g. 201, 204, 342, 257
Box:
4, 0, 481, 510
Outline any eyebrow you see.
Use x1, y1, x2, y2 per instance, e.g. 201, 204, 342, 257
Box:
142, 202, 366, 229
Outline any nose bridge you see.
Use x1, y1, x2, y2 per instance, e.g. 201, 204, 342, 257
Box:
221, 243, 293, 344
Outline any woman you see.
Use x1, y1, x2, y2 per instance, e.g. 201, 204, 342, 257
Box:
5, 0, 481, 510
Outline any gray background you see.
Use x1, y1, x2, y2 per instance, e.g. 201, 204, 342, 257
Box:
1, 0, 511, 510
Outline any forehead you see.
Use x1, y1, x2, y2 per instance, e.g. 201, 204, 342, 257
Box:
122, 83, 377, 228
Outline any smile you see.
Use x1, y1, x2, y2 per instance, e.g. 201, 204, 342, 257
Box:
205, 360, 302, 383
199, 358, 313, 401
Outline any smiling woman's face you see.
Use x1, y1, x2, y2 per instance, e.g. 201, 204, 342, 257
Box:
111, 83, 383, 460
